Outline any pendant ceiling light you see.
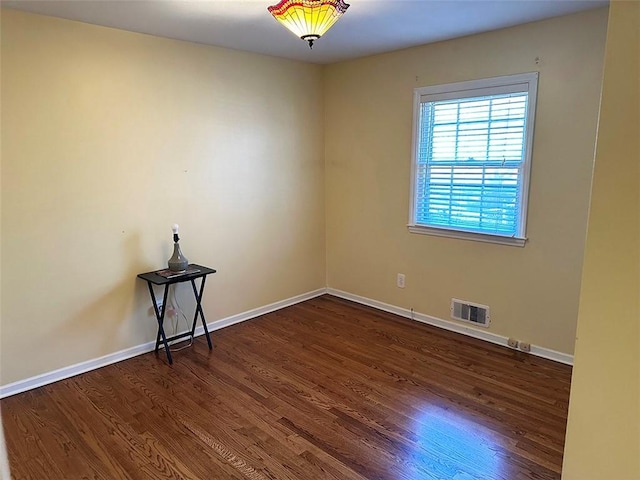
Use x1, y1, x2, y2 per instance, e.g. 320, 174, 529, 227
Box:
268, 0, 350, 49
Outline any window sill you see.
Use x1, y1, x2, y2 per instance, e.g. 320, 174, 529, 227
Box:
407, 225, 527, 247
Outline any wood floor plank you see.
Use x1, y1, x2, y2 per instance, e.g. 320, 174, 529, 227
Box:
2, 295, 572, 479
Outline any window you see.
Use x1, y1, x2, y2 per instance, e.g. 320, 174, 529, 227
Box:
409, 73, 538, 246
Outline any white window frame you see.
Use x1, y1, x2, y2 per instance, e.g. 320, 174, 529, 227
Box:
408, 72, 538, 247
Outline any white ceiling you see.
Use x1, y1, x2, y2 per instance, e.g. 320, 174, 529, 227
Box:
2, 0, 608, 64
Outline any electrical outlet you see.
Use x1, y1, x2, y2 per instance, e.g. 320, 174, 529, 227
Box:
507, 338, 518, 349
397, 273, 405, 288
519, 342, 531, 353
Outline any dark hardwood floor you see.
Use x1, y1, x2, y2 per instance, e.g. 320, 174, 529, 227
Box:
2, 295, 572, 479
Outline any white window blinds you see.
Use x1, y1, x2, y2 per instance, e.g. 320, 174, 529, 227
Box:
410, 73, 538, 244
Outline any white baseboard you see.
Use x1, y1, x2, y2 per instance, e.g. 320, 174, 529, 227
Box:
326, 288, 574, 366
2, 286, 572, 398
0, 288, 327, 399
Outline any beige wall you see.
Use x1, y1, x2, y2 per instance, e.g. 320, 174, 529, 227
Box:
562, 1, 640, 478
0, 10, 326, 385
324, 9, 608, 355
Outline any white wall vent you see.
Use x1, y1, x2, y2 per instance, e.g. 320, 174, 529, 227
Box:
451, 299, 490, 328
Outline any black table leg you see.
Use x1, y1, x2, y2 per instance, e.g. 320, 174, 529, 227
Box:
190, 277, 213, 350
147, 282, 173, 365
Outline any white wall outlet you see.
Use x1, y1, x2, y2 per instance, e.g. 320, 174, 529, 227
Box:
397, 273, 405, 288
508, 338, 519, 348
519, 342, 531, 352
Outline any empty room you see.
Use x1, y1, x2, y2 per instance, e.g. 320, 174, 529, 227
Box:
1, 1, 638, 479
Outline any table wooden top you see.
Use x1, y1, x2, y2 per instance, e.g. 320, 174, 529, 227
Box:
137, 264, 216, 285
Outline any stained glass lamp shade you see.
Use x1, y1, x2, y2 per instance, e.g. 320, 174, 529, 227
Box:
268, 0, 350, 49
